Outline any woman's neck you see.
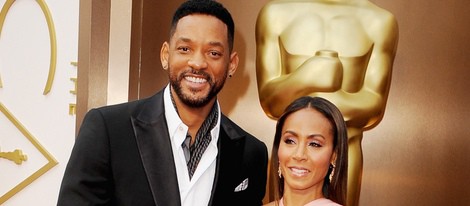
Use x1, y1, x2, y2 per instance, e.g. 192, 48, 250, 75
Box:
282, 187, 324, 206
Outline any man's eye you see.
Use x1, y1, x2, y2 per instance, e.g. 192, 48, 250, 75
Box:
209, 51, 222, 57
178, 47, 189, 52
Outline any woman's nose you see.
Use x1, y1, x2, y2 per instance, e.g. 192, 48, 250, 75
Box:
292, 145, 307, 161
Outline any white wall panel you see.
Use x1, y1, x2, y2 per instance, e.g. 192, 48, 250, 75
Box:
0, 0, 79, 205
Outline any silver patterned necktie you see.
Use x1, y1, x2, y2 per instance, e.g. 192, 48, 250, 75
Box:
186, 103, 218, 179
170, 89, 218, 179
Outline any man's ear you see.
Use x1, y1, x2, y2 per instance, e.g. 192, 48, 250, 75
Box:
228, 51, 239, 77
160, 42, 169, 70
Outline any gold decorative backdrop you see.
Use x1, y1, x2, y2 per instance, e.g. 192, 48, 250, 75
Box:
127, 0, 470, 205
0, 0, 61, 204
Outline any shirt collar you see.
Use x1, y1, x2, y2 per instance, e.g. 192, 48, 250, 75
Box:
163, 85, 221, 146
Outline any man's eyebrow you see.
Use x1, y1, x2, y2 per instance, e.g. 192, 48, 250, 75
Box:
208, 41, 224, 48
174, 37, 226, 52
208, 41, 226, 53
176, 37, 192, 43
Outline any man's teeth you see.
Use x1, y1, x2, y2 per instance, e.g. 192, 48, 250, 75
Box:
186, 76, 207, 83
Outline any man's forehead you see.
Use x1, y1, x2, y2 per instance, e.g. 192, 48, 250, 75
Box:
175, 14, 227, 30
171, 14, 229, 44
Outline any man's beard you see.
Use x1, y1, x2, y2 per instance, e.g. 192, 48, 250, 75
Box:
170, 69, 227, 108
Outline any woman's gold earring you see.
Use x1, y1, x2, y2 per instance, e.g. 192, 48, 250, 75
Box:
278, 165, 282, 178
329, 164, 335, 182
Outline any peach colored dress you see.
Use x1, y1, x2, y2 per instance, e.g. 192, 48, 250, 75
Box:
279, 198, 342, 206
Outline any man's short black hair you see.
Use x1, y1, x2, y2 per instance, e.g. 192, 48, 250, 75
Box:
170, 0, 235, 51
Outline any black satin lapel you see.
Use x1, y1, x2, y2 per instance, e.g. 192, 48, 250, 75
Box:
209, 128, 245, 205
132, 116, 181, 206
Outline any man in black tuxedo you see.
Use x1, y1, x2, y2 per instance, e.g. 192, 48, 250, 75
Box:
57, 0, 268, 205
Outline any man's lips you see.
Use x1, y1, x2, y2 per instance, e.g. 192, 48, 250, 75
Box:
185, 75, 207, 84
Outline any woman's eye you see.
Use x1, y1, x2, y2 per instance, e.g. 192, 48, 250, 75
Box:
308, 142, 322, 147
283, 138, 295, 145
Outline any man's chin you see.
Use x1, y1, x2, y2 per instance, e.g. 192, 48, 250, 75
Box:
183, 98, 211, 108
180, 93, 212, 108
172, 83, 220, 108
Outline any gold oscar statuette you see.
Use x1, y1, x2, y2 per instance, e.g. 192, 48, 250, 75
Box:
256, 1, 399, 205
0, 148, 27, 165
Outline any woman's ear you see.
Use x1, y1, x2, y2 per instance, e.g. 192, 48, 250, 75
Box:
330, 151, 337, 165
160, 42, 169, 70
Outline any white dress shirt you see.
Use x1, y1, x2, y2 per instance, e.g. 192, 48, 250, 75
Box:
163, 86, 220, 206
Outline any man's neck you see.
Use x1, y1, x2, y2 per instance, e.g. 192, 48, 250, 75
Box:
171, 92, 216, 140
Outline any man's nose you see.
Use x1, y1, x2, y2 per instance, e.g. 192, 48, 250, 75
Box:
188, 52, 208, 70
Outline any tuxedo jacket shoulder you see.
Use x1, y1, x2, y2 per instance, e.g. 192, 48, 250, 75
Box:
57, 90, 268, 206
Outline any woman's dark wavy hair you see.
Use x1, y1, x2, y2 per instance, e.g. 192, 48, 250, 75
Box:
269, 96, 348, 205
170, 0, 235, 52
